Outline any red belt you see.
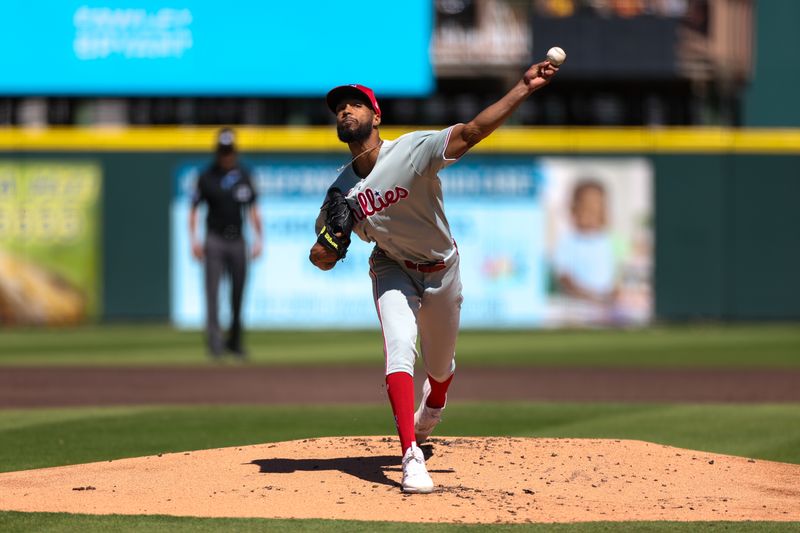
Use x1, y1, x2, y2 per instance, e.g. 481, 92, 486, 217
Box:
404, 260, 446, 273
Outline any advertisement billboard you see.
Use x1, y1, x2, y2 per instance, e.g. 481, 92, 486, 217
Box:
540, 158, 653, 326
171, 153, 652, 329
0, 161, 102, 325
0, 2, 433, 95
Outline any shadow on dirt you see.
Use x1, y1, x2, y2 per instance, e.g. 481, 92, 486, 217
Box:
249, 444, 442, 488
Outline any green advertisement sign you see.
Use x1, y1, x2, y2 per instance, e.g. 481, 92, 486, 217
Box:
0, 161, 101, 325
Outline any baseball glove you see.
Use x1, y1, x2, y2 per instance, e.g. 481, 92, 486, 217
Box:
316, 188, 354, 260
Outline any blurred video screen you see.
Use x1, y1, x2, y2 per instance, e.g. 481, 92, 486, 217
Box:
0, 1, 433, 95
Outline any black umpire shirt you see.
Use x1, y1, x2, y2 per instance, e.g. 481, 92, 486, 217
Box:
192, 164, 258, 239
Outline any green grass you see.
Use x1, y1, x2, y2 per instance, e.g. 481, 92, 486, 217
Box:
1, 323, 798, 531
2, 402, 799, 532
0, 512, 798, 533
2, 403, 799, 473
0, 323, 798, 367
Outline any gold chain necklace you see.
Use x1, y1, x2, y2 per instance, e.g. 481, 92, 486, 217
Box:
337, 140, 383, 173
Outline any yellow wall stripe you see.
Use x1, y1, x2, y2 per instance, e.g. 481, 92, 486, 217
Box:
0, 126, 798, 154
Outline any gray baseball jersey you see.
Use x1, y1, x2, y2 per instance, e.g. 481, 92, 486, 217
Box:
317, 126, 463, 380
316, 127, 459, 264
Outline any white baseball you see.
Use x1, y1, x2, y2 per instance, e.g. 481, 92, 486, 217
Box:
546, 46, 566, 66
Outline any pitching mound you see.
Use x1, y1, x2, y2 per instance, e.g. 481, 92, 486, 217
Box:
1, 437, 799, 524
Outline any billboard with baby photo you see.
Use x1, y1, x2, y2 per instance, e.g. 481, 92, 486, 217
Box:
170, 154, 652, 329
539, 157, 653, 327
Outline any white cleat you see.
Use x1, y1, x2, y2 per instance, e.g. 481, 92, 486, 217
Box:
414, 378, 444, 444
401, 443, 434, 494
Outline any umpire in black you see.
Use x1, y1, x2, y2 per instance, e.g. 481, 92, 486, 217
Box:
189, 128, 263, 358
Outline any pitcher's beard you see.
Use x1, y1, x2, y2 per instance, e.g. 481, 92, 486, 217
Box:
337, 121, 373, 143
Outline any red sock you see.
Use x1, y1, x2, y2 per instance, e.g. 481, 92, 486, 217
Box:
426, 373, 453, 409
385, 371, 416, 454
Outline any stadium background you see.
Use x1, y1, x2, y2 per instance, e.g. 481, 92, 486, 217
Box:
1, 1, 799, 531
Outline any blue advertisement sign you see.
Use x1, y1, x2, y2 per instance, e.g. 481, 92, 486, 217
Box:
171, 154, 654, 329
1, 2, 433, 95
170, 154, 549, 329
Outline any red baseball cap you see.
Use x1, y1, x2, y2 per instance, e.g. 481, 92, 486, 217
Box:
326, 84, 381, 116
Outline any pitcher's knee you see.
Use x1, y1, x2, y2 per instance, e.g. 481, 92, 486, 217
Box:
426, 358, 456, 383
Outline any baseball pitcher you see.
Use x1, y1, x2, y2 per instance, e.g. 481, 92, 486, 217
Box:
310, 60, 560, 493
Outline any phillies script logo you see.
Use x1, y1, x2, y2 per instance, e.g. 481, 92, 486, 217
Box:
352, 186, 409, 220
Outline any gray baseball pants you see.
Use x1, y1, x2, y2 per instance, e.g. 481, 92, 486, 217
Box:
369, 248, 462, 382
204, 232, 247, 352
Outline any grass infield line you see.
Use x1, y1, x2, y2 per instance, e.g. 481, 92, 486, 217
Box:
1, 511, 799, 533
1, 403, 799, 473
1, 324, 798, 368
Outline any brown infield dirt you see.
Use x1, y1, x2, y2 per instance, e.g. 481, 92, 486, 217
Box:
2, 366, 800, 523
1, 436, 799, 523
2, 366, 800, 407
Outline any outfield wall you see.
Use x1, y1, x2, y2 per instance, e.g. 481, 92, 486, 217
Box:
0, 127, 798, 323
